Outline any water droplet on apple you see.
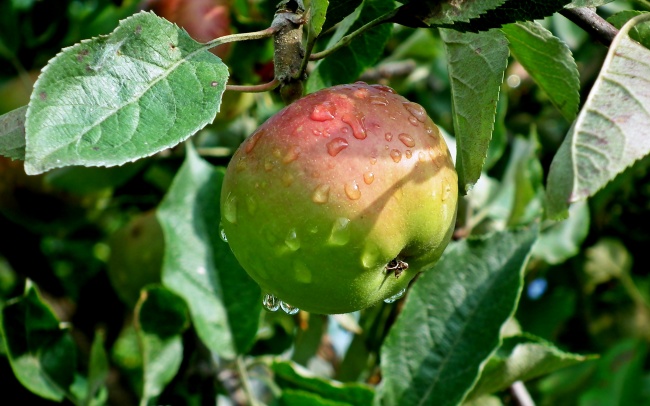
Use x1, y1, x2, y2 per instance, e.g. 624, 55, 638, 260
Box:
310, 102, 336, 121
371, 84, 396, 93
370, 157, 377, 165
363, 172, 374, 185
361, 243, 380, 269
313, 129, 323, 137
282, 172, 294, 187
328, 217, 351, 245
283, 146, 301, 163
263, 294, 280, 311
264, 157, 275, 171
280, 301, 300, 315
246, 196, 257, 214
442, 180, 452, 201
390, 149, 402, 163
293, 260, 312, 283
245, 129, 264, 153
384, 288, 406, 303
418, 151, 427, 162
224, 193, 237, 223
285, 229, 300, 251
408, 116, 419, 126
272, 148, 282, 158
398, 133, 415, 148
385, 132, 393, 142
344, 180, 361, 200
405, 150, 412, 159
370, 95, 388, 106
327, 137, 349, 157
341, 113, 367, 140
312, 184, 331, 203
403, 102, 427, 122
219, 223, 228, 242
354, 87, 369, 99
236, 156, 247, 172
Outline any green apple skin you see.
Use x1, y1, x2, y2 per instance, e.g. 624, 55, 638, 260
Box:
221, 82, 458, 314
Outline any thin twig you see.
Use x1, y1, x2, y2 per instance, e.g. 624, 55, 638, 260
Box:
203, 26, 277, 52
226, 78, 280, 93
510, 381, 536, 406
236, 356, 261, 406
560, 7, 619, 46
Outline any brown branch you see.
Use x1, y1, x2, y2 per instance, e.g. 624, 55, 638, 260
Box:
560, 7, 619, 46
226, 78, 280, 93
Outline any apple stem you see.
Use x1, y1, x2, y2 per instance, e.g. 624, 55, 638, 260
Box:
226, 78, 280, 93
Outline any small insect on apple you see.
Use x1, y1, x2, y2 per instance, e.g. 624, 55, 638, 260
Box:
221, 82, 458, 314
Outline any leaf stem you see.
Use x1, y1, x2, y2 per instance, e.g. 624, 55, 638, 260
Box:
226, 78, 280, 93
203, 27, 277, 53
236, 356, 261, 406
559, 7, 618, 46
510, 381, 536, 406
308, 10, 397, 61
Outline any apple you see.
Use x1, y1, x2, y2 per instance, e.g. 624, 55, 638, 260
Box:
220, 82, 458, 314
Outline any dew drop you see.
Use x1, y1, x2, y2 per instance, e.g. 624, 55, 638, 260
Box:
442, 179, 452, 201
272, 148, 282, 158
283, 146, 301, 163
341, 113, 367, 140
245, 130, 264, 153
211, 81, 218, 87
235, 156, 247, 172
408, 116, 419, 126
370, 157, 377, 165
312, 184, 331, 203
312, 129, 323, 137
405, 150, 412, 159
223, 193, 237, 223
264, 157, 275, 171
371, 84, 396, 93
370, 95, 389, 106
398, 133, 416, 147
361, 243, 380, 269
390, 149, 402, 163
246, 196, 257, 214
384, 288, 406, 303
285, 229, 301, 251
310, 102, 336, 121
363, 172, 374, 185
327, 137, 349, 157
293, 260, 312, 283
219, 223, 228, 242
418, 151, 428, 162
354, 87, 370, 99
344, 180, 361, 200
328, 217, 351, 246
280, 301, 300, 315
403, 102, 427, 122
385, 132, 393, 142
263, 294, 280, 312
282, 172, 294, 187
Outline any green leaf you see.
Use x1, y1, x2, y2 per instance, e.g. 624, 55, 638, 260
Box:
157, 144, 261, 359
565, 0, 615, 7
579, 339, 647, 405
306, 0, 393, 93
607, 11, 650, 49
0, 285, 77, 402
0, 106, 26, 160
272, 360, 374, 406
24, 11, 228, 175
135, 286, 188, 405
442, 0, 570, 32
85, 330, 109, 406
546, 14, 650, 219
532, 201, 589, 264
321, 0, 362, 33
391, 0, 507, 28
441, 28, 509, 194
309, 0, 329, 38
502, 21, 580, 121
376, 227, 538, 406
280, 389, 352, 406
467, 334, 592, 400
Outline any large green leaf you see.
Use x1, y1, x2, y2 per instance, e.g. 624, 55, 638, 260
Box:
0, 106, 26, 160
376, 227, 538, 406
24, 11, 228, 175
0, 285, 77, 402
546, 14, 650, 219
135, 286, 188, 405
466, 334, 592, 400
321, 0, 361, 33
532, 200, 589, 265
441, 28, 509, 194
157, 144, 261, 359
391, 0, 507, 28
306, 0, 393, 92
502, 21, 580, 121
272, 360, 375, 406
